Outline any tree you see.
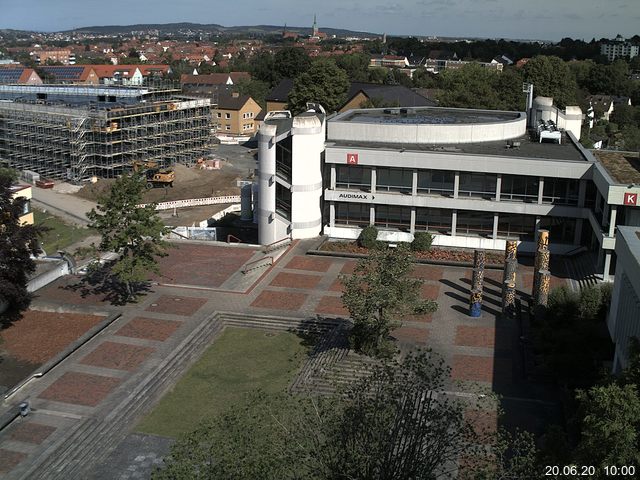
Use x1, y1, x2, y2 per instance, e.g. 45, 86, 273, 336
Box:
335, 53, 371, 82
154, 351, 494, 480
274, 47, 311, 80
234, 78, 270, 109
250, 51, 279, 87
342, 246, 438, 356
438, 63, 502, 110
287, 58, 350, 115
87, 173, 170, 300
523, 56, 577, 107
0, 169, 45, 325
574, 383, 640, 469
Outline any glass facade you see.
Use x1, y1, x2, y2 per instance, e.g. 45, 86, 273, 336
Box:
336, 165, 371, 191
376, 167, 413, 194
275, 182, 291, 220
540, 216, 577, 244
335, 202, 370, 226
458, 172, 497, 199
415, 208, 452, 234
374, 205, 412, 230
497, 213, 536, 240
417, 170, 454, 196
456, 210, 495, 237
275, 136, 292, 181
542, 177, 579, 206
500, 175, 539, 202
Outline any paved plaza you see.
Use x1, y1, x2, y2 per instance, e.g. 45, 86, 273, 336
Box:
0, 239, 568, 479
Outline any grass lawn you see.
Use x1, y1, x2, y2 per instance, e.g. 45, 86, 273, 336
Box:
136, 327, 308, 439
34, 208, 96, 254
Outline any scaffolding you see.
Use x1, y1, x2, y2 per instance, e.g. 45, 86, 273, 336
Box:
0, 92, 212, 181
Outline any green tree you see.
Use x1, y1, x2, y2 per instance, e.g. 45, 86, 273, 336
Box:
0, 169, 45, 325
367, 66, 389, 84
250, 51, 279, 87
342, 246, 438, 356
611, 104, 638, 129
235, 78, 270, 109
87, 173, 170, 301
523, 55, 577, 107
438, 63, 502, 109
274, 47, 311, 80
287, 58, 350, 114
574, 383, 640, 470
335, 53, 371, 82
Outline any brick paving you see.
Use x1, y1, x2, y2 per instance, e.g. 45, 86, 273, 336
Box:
392, 326, 429, 345
9, 422, 57, 445
0, 449, 27, 474
451, 355, 513, 383
250, 290, 308, 310
465, 409, 499, 436
340, 260, 358, 274
421, 283, 440, 299
145, 295, 207, 316
314, 296, 349, 316
80, 342, 156, 372
38, 371, 122, 407
411, 265, 444, 281
115, 317, 182, 342
269, 272, 322, 290
154, 243, 257, 288
328, 277, 346, 292
285, 256, 333, 272
35, 276, 115, 306
455, 326, 498, 348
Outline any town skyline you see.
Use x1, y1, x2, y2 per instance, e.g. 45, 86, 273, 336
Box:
1, 0, 638, 42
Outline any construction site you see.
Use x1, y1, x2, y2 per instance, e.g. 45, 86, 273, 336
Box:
0, 84, 212, 181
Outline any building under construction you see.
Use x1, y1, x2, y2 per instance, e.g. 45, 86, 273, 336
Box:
0, 84, 212, 181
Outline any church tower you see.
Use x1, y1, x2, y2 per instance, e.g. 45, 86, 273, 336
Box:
312, 14, 319, 37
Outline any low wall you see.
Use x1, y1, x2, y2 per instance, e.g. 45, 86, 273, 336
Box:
139, 195, 241, 211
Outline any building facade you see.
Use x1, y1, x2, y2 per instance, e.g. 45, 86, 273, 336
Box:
215, 93, 262, 137
600, 36, 639, 62
257, 99, 640, 280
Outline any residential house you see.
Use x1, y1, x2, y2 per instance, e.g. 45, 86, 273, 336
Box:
10, 184, 34, 226
31, 49, 75, 65
216, 92, 262, 137
369, 55, 409, 68
588, 95, 615, 121
37, 65, 99, 84
181, 72, 251, 105
0, 67, 43, 85
265, 78, 294, 112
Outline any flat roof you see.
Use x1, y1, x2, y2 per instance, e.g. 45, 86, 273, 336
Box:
334, 107, 522, 125
592, 150, 640, 185
327, 132, 587, 162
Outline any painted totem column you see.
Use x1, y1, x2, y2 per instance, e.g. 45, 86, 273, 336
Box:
532, 230, 549, 304
469, 249, 485, 317
502, 239, 518, 317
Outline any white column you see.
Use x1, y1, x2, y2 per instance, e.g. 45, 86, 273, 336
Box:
410, 207, 416, 234
603, 251, 612, 281
257, 125, 277, 245
537, 176, 544, 204
492, 213, 499, 240
451, 210, 457, 236
608, 205, 617, 237
495, 174, 502, 201
329, 202, 335, 228
370, 167, 377, 194
330, 164, 336, 189
370, 205, 375, 225
412, 169, 418, 196
453, 171, 460, 199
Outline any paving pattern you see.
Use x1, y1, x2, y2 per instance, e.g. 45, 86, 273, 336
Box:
0, 239, 569, 479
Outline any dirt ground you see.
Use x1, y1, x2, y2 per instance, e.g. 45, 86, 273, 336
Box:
75, 162, 245, 204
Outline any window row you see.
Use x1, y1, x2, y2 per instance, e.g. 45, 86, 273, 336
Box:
333, 166, 580, 206
332, 203, 577, 243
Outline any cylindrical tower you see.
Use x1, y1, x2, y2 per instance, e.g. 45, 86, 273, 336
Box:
257, 123, 277, 245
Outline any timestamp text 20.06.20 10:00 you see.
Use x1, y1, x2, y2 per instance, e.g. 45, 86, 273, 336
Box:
544, 465, 636, 476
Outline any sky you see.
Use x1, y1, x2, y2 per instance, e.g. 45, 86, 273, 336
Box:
1, 0, 638, 41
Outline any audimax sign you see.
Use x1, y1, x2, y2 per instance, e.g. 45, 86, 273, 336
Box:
337, 192, 374, 200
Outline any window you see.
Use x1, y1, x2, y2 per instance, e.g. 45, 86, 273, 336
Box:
540, 216, 577, 244
225, 113, 231, 119
225, 125, 231, 130
497, 213, 536, 240
500, 175, 539, 202
336, 165, 371, 191
415, 208, 452, 234
456, 210, 494, 237
216, 112, 221, 118
417, 170, 454, 196
458, 172, 496, 199
542, 178, 579, 206
374, 205, 411, 230
276, 183, 291, 220
335, 202, 370, 226
376, 167, 412, 194
276, 136, 293, 181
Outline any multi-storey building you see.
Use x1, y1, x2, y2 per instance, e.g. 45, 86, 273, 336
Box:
0, 85, 211, 181
600, 35, 639, 61
258, 99, 640, 281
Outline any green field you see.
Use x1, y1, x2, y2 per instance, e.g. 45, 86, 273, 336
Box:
33, 208, 96, 254
136, 327, 308, 439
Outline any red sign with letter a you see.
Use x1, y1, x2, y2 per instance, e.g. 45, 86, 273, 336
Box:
624, 192, 638, 206
347, 153, 359, 165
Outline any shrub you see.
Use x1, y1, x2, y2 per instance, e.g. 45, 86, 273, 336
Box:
358, 225, 379, 249
411, 232, 433, 252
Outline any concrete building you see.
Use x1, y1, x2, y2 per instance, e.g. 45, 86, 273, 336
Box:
257, 97, 640, 280
608, 225, 640, 372
10, 184, 34, 225
257, 105, 326, 244
600, 35, 639, 62
0, 84, 211, 181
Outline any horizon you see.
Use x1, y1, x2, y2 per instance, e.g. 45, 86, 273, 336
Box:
1, 0, 638, 42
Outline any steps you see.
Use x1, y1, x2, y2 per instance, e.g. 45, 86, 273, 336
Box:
564, 252, 599, 292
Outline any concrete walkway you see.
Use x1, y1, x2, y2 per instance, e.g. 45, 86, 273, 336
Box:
31, 188, 96, 226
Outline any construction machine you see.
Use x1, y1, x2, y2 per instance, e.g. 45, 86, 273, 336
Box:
132, 161, 175, 189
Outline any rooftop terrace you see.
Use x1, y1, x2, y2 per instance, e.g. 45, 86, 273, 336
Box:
592, 150, 640, 185
340, 107, 521, 125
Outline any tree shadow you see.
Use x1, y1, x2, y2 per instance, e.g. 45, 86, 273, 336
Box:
63, 265, 153, 306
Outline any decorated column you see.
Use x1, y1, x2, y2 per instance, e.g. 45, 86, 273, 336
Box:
502, 239, 518, 316
502, 281, 517, 318
535, 269, 551, 306
532, 230, 549, 303
469, 249, 485, 317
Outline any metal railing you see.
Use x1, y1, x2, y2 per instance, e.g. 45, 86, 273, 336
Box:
241, 256, 274, 274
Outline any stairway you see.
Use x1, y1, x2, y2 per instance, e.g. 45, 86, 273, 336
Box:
564, 252, 600, 292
